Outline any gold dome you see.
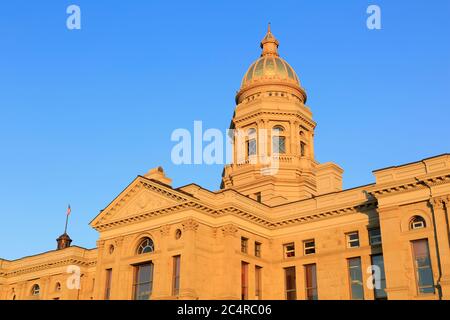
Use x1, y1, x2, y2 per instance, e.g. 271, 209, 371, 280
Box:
240, 55, 300, 88
237, 24, 306, 103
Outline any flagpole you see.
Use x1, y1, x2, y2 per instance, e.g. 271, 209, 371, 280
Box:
64, 204, 71, 234
64, 213, 69, 234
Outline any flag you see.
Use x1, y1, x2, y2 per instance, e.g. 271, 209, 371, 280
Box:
67, 204, 71, 216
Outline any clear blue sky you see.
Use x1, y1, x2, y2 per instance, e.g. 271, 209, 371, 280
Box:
1, 0, 449, 260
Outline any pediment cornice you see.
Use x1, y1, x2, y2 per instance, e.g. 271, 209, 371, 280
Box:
90, 176, 191, 228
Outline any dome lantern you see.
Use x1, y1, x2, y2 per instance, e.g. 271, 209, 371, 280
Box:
260, 23, 279, 57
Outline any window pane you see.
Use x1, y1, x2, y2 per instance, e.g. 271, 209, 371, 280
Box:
134, 263, 153, 300
247, 139, 256, 156
241, 238, 248, 253
272, 136, 286, 154
412, 239, 435, 295
172, 256, 181, 296
241, 262, 248, 300
305, 264, 318, 300
304, 240, 315, 255
371, 254, 387, 299
285, 267, 297, 300
255, 266, 262, 299
348, 257, 364, 300
105, 269, 112, 300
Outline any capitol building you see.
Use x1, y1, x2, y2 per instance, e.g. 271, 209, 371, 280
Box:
1, 26, 449, 300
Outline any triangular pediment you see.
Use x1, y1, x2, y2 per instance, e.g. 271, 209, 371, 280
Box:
90, 176, 188, 228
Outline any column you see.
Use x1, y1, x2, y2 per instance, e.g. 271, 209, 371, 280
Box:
431, 197, 450, 299
289, 119, 297, 156
153, 225, 171, 299
179, 218, 199, 299
112, 236, 124, 300
378, 206, 410, 299
219, 224, 240, 299
92, 239, 105, 299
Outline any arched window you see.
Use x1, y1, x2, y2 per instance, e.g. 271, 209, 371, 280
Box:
300, 141, 306, 157
272, 125, 286, 154
410, 216, 426, 230
137, 237, 155, 254
55, 282, 61, 292
31, 284, 40, 296
299, 130, 307, 157
246, 128, 257, 157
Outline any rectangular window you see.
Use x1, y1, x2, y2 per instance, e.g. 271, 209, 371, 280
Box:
256, 192, 262, 203
247, 138, 257, 156
255, 242, 262, 257
105, 268, 112, 300
241, 262, 249, 300
304, 239, 316, 255
371, 254, 387, 300
272, 136, 286, 154
346, 232, 360, 248
305, 264, 318, 300
241, 237, 248, 253
300, 142, 306, 157
369, 228, 382, 246
284, 266, 297, 300
255, 266, 262, 300
284, 243, 295, 258
133, 263, 154, 300
172, 255, 181, 296
348, 257, 364, 300
412, 239, 435, 294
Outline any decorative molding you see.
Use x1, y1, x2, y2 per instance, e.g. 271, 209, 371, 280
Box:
94, 179, 189, 227
370, 174, 450, 198
431, 197, 445, 210
234, 110, 315, 131
1, 258, 96, 278
159, 225, 171, 237
182, 218, 199, 232
443, 196, 450, 206
93, 198, 378, 232
221, 224, 239, 237
114, 236, 124, 248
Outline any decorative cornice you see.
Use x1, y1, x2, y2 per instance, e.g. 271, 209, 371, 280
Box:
370, 174, 450, 197
1, 258, 96, 278
233, 110, 315, 130
94, 197, 378, 232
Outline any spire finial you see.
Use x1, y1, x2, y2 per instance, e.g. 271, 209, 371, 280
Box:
260, 23, 279, 56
